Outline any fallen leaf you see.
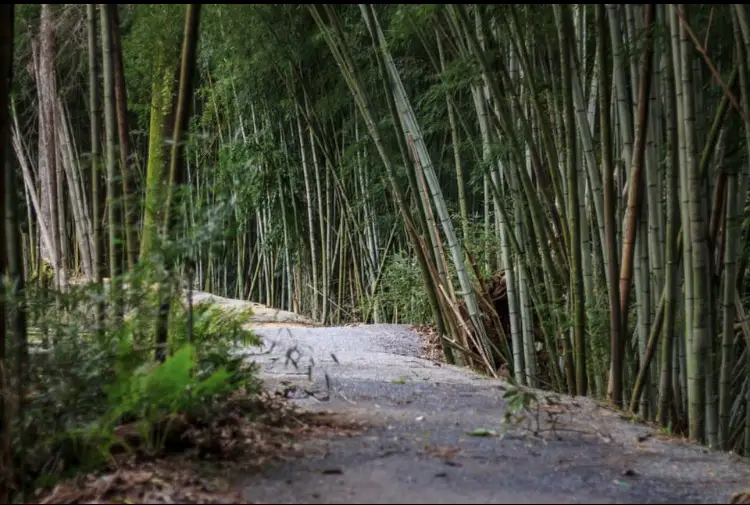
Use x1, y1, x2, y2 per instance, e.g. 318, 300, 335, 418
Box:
32, 392, 364, 505
424, 445, 460, 460
465, 428, 498, 437
613, 479, 631, 489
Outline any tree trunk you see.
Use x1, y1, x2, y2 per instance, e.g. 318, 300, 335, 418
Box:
88, 4, 105, 335
39, 5, 63, 285
108, 5, 137, 271
100, 4, 124, 320
155, 4, 202, 361
0, 4, 15, 500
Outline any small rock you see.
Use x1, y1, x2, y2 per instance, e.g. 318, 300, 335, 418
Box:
622, 468, 637, 477
322, 468, 343, 475
434, 472, 448, 478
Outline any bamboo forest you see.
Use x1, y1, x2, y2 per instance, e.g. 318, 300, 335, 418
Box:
2, 3, 750, 503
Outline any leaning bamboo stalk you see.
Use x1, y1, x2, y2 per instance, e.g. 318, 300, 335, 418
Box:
598, 4, 625, 406
456, 7, 566, 297
362, 4, 495, 366
570, 40, 607, 284
10, 109, 57, 276
617, 4, 655, 386
309, 4, 456, 364
55, 99, 94, 278
606, 5, 635, 191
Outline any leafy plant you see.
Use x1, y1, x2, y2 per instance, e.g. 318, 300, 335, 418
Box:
502, 381, 540, 433
13, 273, 262, 490
106, 344, 237, 453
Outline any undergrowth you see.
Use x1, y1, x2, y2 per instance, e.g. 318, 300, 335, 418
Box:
8, 265, 264, 499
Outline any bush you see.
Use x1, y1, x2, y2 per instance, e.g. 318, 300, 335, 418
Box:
371, 252, 433, 324
12, 277, 263, 492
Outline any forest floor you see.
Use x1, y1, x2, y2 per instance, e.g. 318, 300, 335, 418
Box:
35, 293, 750, 504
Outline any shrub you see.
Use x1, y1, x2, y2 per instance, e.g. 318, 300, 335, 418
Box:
13, 280, 263, 491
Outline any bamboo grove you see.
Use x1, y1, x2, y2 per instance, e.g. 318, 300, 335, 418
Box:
1, 5, 750, 481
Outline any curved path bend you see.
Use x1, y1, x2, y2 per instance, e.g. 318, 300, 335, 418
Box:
196, 293, 750, 504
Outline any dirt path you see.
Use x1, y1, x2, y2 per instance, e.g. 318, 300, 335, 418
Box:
196, 294, 749, 504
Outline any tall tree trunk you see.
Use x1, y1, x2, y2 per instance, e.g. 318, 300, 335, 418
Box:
39, 5, 63, 286
5, 100, 28, 505
296, 106, 319, 321
139, 53, 174, 261
657, 4, 680, 426
155, 3, 202, 360
0, 5, 15, 501
678, 4, 710, 445
108, 4, 137, 271
556, 4, 587, 396
307, 97, 328, 323
100, 4, 124, 320
88, 4, 105, 335
614, 4, 655, 401
598, 5, 624, 406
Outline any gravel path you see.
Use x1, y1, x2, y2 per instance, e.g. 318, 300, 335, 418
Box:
237, 323, 750, 504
